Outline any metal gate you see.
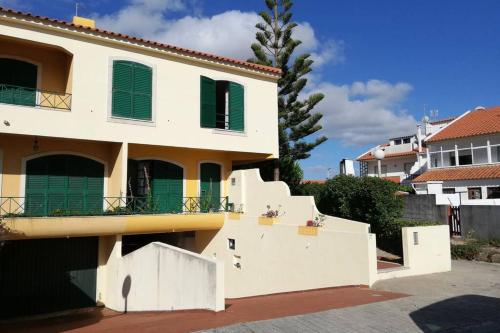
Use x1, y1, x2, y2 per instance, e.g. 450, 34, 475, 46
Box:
448, 206, 461, 236
0, 237, 98, 319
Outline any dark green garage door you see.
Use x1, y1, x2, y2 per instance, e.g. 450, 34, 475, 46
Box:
0, 237, 98, 319
25, 155, 105, 216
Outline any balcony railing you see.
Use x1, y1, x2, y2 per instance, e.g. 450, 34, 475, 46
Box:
0, 84, 72, 110
0, 196, 230, 218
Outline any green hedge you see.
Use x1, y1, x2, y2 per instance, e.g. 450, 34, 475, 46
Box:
451, 243, 481, 260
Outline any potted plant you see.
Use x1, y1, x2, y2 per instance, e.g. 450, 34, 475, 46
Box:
258, 205, 283, 225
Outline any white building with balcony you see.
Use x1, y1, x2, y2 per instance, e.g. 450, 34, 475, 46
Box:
412, 106, 500, 205
356, 117, 454, 184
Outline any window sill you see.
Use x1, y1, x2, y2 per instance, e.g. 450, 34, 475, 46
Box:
108, 116, 155, 127
211, 128, 247, 137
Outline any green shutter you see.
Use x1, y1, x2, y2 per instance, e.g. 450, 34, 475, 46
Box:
112, 61, 133, 118
112, 61, 152, 121
200, 163, 221, 212
0, 58, 37, 107
200, 76, 216, 128
132, 64, 152, 120
151, 161, 183, 213
25, 155, 104, 216
229, 82, 244, 131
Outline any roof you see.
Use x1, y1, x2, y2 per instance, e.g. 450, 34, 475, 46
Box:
426, 107, 500, 143
0, 7, 281, 76
412, 164, 500, 183
302, 180, 326, 184
357, 149, 421, 162
382, 176, 401, 183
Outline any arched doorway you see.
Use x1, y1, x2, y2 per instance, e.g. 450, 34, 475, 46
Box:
25, 154, 105, 216
128, 160, 184, 213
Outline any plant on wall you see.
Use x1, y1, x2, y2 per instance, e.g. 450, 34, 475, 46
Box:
262, 204, 284, 218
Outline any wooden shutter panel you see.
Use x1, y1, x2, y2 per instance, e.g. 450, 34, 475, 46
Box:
200, 76, 216, 128
112, 61, 133, 118
229, 82, 244, 131
132, 64, 152, 120
200, 163, 221, 212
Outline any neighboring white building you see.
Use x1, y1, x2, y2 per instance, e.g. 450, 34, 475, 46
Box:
412, 106, 500, 205
356, 117, 455, 184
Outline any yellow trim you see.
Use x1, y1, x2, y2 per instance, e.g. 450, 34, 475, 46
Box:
227, 212, 241, 220
1, 213, 224, 240
72, 16, 96, 29
298, 226, 319, 236
258, 217, 278, 225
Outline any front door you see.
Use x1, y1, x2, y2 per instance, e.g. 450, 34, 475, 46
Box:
0, 58, 37, 106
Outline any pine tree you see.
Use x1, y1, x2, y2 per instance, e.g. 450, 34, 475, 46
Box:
249, 0, 327, 187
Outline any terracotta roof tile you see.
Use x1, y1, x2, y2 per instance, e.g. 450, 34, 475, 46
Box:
412, 164, 500, 182
0, 7, 282, 76
382, 176, 401, 183
429, 116, 456, 125
427, 107, 500, 142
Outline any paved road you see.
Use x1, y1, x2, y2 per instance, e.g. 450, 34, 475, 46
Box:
199, 261, 500, 333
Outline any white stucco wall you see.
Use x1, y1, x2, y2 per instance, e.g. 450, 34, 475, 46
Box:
199, 169, 377, 298
377, 225, 451, 280
0, 18, 279, 156
100, 236, 224, 312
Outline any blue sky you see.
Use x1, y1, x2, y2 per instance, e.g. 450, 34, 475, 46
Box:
3, 0, 500, 179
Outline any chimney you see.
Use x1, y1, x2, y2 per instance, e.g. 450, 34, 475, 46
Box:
72, 16, 96, 29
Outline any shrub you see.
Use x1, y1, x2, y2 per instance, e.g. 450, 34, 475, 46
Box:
298, 182, 324, 203
451, 243, 481, 260
317, 175, 404, 235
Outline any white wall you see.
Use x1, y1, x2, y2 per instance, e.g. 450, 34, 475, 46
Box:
199, 169, 377, 298
0, 19, 279, 156
365, 155, 418, 178
377, 225, 451, 280
100, 237, 225, 312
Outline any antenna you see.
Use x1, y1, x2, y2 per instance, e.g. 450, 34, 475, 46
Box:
75, 2, 79, 17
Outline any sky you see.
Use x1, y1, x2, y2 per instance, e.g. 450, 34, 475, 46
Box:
2, 0, 500, 179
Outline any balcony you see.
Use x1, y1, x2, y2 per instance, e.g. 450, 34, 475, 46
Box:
0, 196, 230, 218
0, 84, 72, 110
0, 196, 228, 240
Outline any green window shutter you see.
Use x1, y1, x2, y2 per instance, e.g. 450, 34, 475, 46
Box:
151, 161, 183, 213
112, 61, 133, 118
112, 61, 152, 121
200, 76, 216, 128
229, 82, 244, 131
132, 64, 152, 120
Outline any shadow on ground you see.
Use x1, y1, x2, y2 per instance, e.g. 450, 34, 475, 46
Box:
410, 294, 500, 333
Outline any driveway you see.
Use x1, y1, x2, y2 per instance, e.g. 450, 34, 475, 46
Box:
199, 260, 500, 333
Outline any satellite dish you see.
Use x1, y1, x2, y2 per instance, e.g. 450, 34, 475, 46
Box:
373, 149, 385, 160
422, 115, 430, 123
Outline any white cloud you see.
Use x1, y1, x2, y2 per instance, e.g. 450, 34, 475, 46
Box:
313, 80, 417, 146
93, 0, 342, 65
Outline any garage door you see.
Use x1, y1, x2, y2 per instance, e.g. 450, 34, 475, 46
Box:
0, 237, 98, 319
25, 154, 104, 216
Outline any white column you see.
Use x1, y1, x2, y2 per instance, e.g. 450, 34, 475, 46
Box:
454, 144, 459, 166
487, 139, 492, 164
120, 142, 129, 198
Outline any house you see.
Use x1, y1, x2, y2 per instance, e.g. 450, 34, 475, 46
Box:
412, 106, 500, 205
0, 7, 280, 318
356, 117, 455, 184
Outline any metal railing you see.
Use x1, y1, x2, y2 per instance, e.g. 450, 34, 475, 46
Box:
0, 196, 229, 218
0, 84, 72, 110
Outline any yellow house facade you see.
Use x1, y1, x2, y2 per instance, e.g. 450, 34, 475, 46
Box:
0, 8, 279, 318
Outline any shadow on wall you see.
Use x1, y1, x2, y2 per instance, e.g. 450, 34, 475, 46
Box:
410, 294, 500, 332
122, 275, 132, 313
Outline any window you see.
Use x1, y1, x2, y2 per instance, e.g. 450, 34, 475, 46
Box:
468, 187, 482, 200
442, 188, 456, 194
443, 151, 456, 167
112, 60, 152, 121
487, 187, 500, 199
403, 137, 411, 144
200, 76, 244, 131
472, 147, 488, 164
373, 165, 387, 176
458, 149, 472, 165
